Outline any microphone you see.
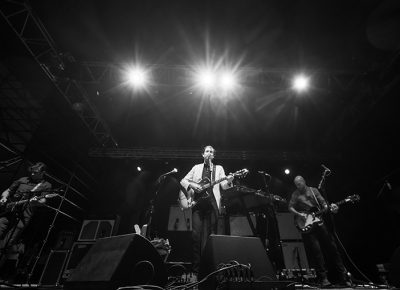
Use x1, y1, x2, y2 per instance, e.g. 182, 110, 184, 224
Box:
161, 168, 178, 177
258, 171, 271, 177
321, 164, 331, 172
385, 181, 392, 190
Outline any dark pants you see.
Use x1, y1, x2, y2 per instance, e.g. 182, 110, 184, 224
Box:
302, 223, 347, 282
191, 200, 219, 274
0, 207, 32, 250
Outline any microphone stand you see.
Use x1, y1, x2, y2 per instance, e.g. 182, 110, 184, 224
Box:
145, 175, 167, 240
27, 178, 79, 285
259, 173, 283, 271
317, 170, 330, 193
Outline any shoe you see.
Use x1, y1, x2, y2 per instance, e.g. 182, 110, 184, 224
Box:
319, 278, 332, 288
336, 280, 352, 288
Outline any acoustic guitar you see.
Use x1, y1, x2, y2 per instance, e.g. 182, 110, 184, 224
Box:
179, 168, 249, 209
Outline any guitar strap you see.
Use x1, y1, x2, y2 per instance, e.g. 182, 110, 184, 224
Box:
310, 187, 322, 210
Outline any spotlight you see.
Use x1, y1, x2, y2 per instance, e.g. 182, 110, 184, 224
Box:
196, 69, 216, 91
220, 71, 237, 91
137, 166, 142, 172
284, 169, 290, 175
126, 66, 149, 89
292, 74, 310, 93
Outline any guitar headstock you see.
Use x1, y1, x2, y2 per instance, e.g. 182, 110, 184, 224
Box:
345, 194, 360, 203
232, 169, 249, 179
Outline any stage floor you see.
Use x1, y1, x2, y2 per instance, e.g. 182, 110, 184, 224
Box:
0, 282, 392, 290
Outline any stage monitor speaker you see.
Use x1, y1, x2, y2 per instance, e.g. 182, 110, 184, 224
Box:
64, 234, 167, 290
199, 235, 276, 289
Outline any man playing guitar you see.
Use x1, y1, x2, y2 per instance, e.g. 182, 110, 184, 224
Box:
0, 161, 52, 274
179, 145, 234, 278
288, 175, 349, 287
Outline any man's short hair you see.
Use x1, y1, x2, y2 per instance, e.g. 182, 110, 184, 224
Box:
29, 162, 47, 173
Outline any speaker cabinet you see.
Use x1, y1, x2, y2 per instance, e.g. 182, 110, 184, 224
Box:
39, 250, 69, 286
64, 234, 167, 290
168, 206, 192, 231
281, 241, 309, 270
229, 214, 256, 236
78, 218, 119, 241
276, 212, 302, 240
199, 235, 276, 289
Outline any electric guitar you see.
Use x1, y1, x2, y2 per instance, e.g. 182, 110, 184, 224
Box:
179, 168, 249, 209
0, 193, 59, 216
294, 194, 360, 233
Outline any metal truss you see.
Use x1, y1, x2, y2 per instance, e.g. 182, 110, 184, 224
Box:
0, 0, 117, 147
0, 62, 43, 153
88, 147, 341, 161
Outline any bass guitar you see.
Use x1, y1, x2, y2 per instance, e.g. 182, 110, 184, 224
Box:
0, 193, 59, 216
179, 168, 249, 209
294, 194, 360, 233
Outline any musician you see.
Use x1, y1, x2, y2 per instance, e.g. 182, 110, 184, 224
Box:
0, 162, 52, 258
179, 145, 234, 276
288, 175, 349, 287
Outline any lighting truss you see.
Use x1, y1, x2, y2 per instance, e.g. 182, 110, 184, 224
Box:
88, 147, 341, 161
0, 0, 117, 147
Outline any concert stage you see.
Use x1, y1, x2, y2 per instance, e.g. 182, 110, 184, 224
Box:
0, 282, 391, 290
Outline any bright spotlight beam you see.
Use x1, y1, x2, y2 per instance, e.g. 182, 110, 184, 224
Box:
220, 72, 237, 91
196, 69, 216, 91
126, 67, 149, 89
292, 74, 310, 92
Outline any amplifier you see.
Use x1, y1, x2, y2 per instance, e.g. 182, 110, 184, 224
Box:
168, 206, 192, 231
78, 217, 120, 241
39, 250, 69, 286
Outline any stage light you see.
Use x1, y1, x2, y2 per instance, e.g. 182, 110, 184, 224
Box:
284, 168, 290, 175
126, 67, 148, 89
292, 74, 310, 92
137, 166, 142, 172
196, 69, 216, 91
220, 71, 237, 91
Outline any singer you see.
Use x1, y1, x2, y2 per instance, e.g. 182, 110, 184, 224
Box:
0, 162, 52, 278
180, 145, 234, 280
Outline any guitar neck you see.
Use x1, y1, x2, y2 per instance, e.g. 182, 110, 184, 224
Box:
314, 198, 350, 215
209, 176, 228, 188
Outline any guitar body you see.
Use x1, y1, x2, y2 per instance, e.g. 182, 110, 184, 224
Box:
295, 211, 324, 233
294, 194, 360, 233
178, 169, 249, 210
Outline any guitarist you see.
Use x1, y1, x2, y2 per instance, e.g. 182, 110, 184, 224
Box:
180, 145, 234, 277
288, 176, 349, 287
0, 162, 52, 268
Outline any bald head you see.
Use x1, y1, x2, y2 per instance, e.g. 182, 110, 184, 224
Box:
294, 175, 307, 191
